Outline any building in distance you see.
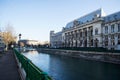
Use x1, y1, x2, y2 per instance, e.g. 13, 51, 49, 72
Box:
18, 39, 40, 47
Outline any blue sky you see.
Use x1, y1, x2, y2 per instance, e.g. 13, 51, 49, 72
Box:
0, 0, 120, 42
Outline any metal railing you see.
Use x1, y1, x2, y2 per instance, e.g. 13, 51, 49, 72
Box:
13, 49, 52, 80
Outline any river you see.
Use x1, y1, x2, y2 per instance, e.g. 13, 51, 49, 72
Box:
23, 50, 120, 80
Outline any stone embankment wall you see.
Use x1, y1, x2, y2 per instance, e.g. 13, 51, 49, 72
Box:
37, 48, 120, 64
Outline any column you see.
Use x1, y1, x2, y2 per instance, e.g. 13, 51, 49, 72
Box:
108, 35, 111, 49
87, 28, 89, 47
71, 31, 74, 47
73, 31, 75, 47
77, 30, 80, 47
81, 29, 84, 47
115, 33, 118, 48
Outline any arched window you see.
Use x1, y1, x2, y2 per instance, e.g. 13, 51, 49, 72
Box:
91, 39, 93, 46
118, 34, 120, 39
118, 23, 120, 32
111, 24, 115, 33
95, 38, 99, 47
105, 26, 108, 33
118, 34, 120, 44
95, 28, 98, 35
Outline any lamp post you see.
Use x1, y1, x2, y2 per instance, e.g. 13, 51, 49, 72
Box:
19, 34, 21, 40
18, 34, 21, 51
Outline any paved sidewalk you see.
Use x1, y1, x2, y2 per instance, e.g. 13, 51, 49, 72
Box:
0, 50, 21, 80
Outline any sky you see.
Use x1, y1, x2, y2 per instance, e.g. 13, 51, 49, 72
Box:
0, 0, 120, 42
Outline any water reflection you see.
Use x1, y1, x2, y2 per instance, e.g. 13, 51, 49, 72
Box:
23, 50, 120, 80
23, 50, 50, 72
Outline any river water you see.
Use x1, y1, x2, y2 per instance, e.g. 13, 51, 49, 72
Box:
23, 50, 120, 80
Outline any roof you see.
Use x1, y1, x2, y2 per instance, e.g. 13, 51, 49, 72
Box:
104, 11, 120, 23
65, 8, 106, 29
55, 31, 62, 36
19, 39, 38, 42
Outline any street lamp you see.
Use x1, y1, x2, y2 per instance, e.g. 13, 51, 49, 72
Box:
19, 34, 21, 40
18, 34, 22, 51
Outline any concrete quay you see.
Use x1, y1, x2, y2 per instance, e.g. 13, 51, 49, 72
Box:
37, 48, 120, 64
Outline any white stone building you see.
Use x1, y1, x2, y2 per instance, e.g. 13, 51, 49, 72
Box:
50, 9, 120, 50
0, 33, 5, 49
102, 11, 120, 50
19, 39, 39, 47
50, 31, 62, 48
62, 9, 106, 48
0, 36, 5, 47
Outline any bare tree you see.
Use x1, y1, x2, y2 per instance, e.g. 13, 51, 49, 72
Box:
20, 42, 25, 47
1, 24, 17, 50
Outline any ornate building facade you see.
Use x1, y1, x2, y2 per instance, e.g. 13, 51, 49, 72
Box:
102, 11, 120, 50
50, 31, 62, 48
50, 9, 120, 50
62, 9, 106, 48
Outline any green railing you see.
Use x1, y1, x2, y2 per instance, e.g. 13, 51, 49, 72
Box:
13, 49, 52, 80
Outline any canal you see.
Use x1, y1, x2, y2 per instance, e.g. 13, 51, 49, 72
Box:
23, 50, 120, 80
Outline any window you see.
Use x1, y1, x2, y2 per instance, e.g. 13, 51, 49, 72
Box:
80, 32, 82, 37
111, 35, 114, 39
95, 28, 98, 35
118, 34, 120, 44
105, 26, 108, 33
73, 20, 79, 26
80, 40, 82, 46
111, 40, 115, 45
118, 40, 120, 44
105, 35, 108, 46
74, 31, 77, 38
91, 39, 93, 46
118, 34, 120, 39
83, 29, 87, 37
91, 29, 93, 36
105, 41, 108, 46
111, 24, 115, 33
118, 23, 120, 32
105, 35, 108, 40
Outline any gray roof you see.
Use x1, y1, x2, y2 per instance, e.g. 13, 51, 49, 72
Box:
65, 8, 106, 29
52, 31, 62, 37
104, 11, 120, 23
55, 31, 62, 35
